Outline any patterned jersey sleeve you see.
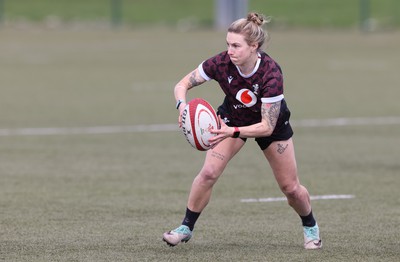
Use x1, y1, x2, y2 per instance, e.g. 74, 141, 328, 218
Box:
198, 62, 212, 81
260, 58, 285, 104
198, 52, 230, 82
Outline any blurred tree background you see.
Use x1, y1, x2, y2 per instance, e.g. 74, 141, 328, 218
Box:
0, 0, 399, 31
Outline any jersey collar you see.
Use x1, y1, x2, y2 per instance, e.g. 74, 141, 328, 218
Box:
235, 52, 261, 78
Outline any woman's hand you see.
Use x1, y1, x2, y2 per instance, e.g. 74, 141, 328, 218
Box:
177, 102, 187, 128
208, 116, 234, 147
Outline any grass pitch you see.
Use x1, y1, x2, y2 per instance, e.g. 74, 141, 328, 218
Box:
0, 27, 399, 261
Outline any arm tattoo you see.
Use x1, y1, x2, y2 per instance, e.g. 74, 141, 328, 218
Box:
261, 102, 281, 130
188, 71, 202, 88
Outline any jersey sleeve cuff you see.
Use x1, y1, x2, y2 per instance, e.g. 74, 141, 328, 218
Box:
198, 62, 212, 81
261, 94, 284, 103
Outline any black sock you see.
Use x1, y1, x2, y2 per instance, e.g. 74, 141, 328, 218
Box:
300, 210, 316, 227
182, 207, 201, 231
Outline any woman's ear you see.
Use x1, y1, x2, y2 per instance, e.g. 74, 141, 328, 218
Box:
251, 43, 259, 53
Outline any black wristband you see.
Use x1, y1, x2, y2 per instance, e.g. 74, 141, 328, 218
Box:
232, 127, 240, 138
176, 100, 185, 110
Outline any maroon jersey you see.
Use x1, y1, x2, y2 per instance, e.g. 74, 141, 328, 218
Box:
198, 51, 289, 130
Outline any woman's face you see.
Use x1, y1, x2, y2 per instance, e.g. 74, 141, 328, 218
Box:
226, 32, 257, 66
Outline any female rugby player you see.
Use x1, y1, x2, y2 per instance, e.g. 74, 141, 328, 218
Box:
163, 12, 322, 250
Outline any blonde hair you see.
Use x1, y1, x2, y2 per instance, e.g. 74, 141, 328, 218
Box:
228, 12, 271, 50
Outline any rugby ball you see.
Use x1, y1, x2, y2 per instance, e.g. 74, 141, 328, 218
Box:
181, 98, 220, 151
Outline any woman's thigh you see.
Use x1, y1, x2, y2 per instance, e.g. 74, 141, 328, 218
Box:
201, 137, 246, 177
262, 138, 299, 190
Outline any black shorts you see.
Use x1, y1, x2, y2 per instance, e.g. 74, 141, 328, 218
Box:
253, 122, 293, 151
217, 100, 293, 151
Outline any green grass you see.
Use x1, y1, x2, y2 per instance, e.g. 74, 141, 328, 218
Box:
0, 28, 399, 261
2, 0, 400, 28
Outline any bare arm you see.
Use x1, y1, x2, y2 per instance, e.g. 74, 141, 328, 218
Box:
209, 101, 281, 146
239, 101, 281, 137
174, 68, 207, 111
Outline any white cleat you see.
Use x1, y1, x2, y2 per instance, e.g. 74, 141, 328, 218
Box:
303, 224, 322, 249
163, 225, 192, 247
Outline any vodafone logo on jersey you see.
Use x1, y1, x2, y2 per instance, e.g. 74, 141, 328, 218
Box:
235, 89, 257, 107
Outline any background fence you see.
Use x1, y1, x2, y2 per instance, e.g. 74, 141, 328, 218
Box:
0, 0, 399, 31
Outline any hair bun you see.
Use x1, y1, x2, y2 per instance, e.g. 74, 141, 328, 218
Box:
247, 12, 265, 26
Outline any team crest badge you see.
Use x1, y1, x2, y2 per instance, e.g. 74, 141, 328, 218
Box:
253, 84, 259, 95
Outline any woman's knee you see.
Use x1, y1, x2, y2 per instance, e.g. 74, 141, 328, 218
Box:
280, 183, 302, 200
198, 165, 222, 183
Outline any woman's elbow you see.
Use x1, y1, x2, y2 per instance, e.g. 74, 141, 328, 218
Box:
260, 123, 273, 137
262, 129, 273, 137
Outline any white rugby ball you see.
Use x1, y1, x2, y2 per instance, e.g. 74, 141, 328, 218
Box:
181, 98, 220, 151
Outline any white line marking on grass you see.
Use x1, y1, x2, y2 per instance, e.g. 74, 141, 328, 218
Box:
293, 116, 400, 127
0, 116, 399, 136
0, 124, 178, 136
241, 194, 355, 203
